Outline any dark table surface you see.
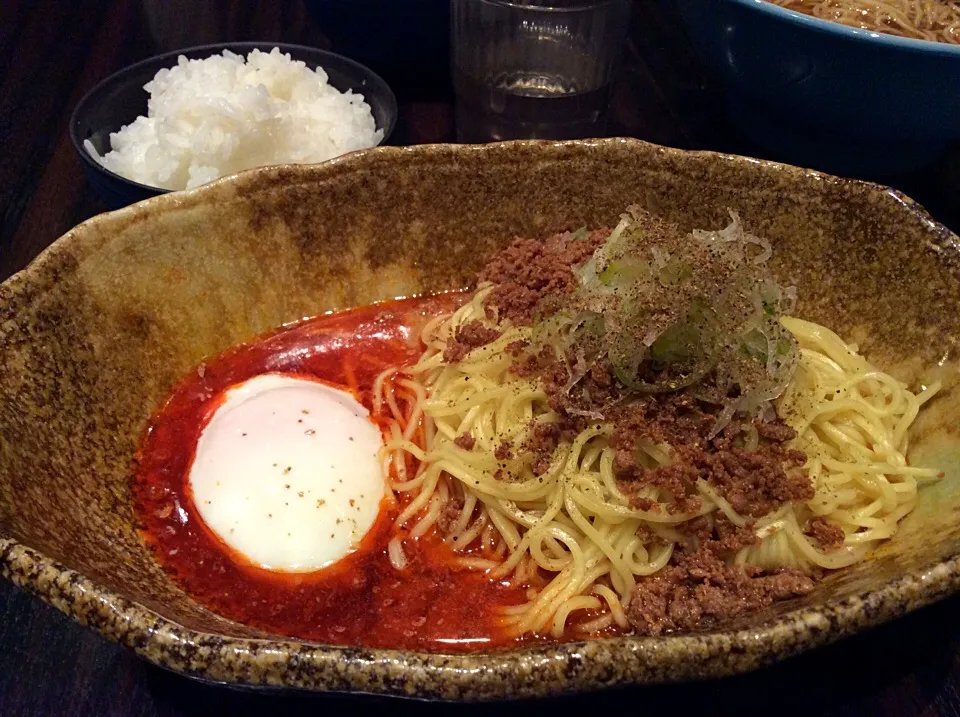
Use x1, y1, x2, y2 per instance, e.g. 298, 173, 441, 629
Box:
3, 1, 960, 715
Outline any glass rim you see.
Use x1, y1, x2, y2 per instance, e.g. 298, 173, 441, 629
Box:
473, 0, 629, 12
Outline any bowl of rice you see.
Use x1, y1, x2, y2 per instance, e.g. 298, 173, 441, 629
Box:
70, 42, 397, 208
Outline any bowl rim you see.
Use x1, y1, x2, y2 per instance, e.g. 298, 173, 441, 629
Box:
729, 0, 960, 55
68, 40, 398, 198
4, 138, 960, 700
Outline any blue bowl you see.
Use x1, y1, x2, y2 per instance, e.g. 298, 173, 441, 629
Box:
70, 42, 397, 209
676, 0, 960, 176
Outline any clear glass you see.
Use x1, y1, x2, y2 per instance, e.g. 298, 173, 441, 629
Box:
450, 0, 632, 143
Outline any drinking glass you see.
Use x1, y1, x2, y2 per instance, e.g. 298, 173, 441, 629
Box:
450, 0, 632, 143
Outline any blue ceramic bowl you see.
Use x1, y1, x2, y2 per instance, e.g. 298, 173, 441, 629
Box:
70, 42, 397, 209
676, 0, 960, 176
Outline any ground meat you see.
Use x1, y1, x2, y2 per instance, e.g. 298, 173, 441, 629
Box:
683, 515, 758, 554
519, 346, 811, 518
618, 462, 702, 515
589, 361, 612, 388
518, 341, 810, 518
485, 284, 543, 326
518, 351, 566, 392
437, 495, 466, 534
626, 518, 816, 636
685, 445, 812, 518
609, 392, 715, 452
755, 420, 798, 443
805, 517, 845, 552
478, 229, 609, 324
505, 339, 529, 357
605, 393, 717, 514
509, 344, 557, 378
528, 422, 561, 476
708, 419, 746, 451
454, 433, 475, 450
443, 320, 502, 363
494, 440, 513, 460
633, 497, 658, 512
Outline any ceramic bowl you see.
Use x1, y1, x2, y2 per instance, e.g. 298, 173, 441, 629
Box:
69, 41, 397, 209
676, 0, 960, 176
1, 139, 959, 700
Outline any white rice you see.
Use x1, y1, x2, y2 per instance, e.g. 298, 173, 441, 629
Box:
86, 48, 384, 191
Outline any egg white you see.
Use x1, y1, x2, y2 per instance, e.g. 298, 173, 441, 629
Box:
188, 373, 385, 572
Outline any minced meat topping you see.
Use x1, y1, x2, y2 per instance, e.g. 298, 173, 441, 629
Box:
627, 534, 815, 635
454, 433, 476, 450
442, 320, 503, 363
479, 228, 610, 324
805, 517, 845, 552
447, 209, 825, 635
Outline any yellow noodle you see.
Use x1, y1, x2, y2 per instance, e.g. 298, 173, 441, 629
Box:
771, 0, 960, 44
372, 301, 939, 637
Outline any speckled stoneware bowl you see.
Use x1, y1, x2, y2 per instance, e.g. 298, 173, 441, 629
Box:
1, 139, 959, 700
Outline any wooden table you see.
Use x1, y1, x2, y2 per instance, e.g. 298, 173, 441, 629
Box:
3, 1, 960, 715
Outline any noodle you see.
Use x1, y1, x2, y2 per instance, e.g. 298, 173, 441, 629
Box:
367, 208, 941, 639
771, 0, 960, 43
374, 298, 939, 636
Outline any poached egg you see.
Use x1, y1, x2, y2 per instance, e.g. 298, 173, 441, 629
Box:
188, 373, 385, 572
